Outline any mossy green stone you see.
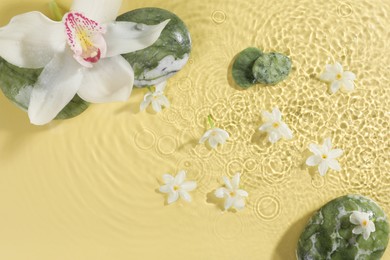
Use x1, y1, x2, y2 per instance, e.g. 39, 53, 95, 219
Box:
297, 195, 389, 260
252, 52, 291, 84
232, 47, 263, 88
0, 57, 89, 120
117, 8, 191, 87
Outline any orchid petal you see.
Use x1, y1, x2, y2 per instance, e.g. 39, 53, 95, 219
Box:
215, 188, 227, 198
151, 100, 162, 113
328, 159, 341, 171
208, 137, 219, 149
272, 107, 282, 121
71, 0, 122, 23
179, 191, 192, 202
199, 130, 212, 144
77, 55, 134, 103
222, 176, 233, 190
269, 131, 281, 143
342, 79, 355, 91
162, 174, 174, 184
330, 81, 341, 93
329, 149, 343, 159
181, 181, 197, 192
0, 12, 65, 68
224, 197, 234, 210
105, 20, 170, 57
155, 81, 167, 92
279, 122, 293, 139
343, 71, 356, 80
318, 161, 329, 176
309, 143, 322, 155
236, 189, 249, 197
306, 155, 322, 166
231, 173, 240, 189
233, 198, 245, 210
175, 170, 186, 185
28, 52, 83, 125
167, 191, 179, 204
159, 184, 171, 193
140, 94, 152, 111
320, 71, 336, 81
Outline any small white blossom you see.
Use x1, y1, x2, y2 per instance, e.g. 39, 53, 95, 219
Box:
159, 170, 197, 204
320, 62, 356, 93
215, 173, 248, 211
258, 107, 293, 143
140, 81, 170, 112
350, 211, 376, 240
306, 138, 343, 176
199, 128, 229, 149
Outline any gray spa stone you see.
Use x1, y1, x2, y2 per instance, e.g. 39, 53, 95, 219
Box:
232, 47, 263, 88
252, 52, 291, 85
297, 195, 389, 260
117, 8, 192, 87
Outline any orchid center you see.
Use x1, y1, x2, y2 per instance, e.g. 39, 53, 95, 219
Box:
64, 12, 107, 67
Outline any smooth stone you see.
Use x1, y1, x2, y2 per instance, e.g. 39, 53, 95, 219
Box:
232, 47, 263, 88
252, 52, 291, 85
117, 8, 192, 87
0, 57, 89, 120
297, 195, 389, 260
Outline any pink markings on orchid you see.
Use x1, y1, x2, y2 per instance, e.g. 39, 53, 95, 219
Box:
64, 12, 107, 67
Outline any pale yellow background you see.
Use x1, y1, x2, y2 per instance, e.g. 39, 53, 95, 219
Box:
0, 0, 389, 259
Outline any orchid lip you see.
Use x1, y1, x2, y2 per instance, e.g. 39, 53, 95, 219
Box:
64, 12, 107, 67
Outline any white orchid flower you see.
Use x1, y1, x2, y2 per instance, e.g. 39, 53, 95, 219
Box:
350, 211, 376, 240
306, 138, 343, 176
215, 173, 248, 211
159, 170, 197, 204
258, 107, 293, 143
0, 0, 169, 125
320, 62, 356, 93
140, 81, 170, 112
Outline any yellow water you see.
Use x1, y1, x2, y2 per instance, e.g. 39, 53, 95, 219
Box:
0, 0, 389, 259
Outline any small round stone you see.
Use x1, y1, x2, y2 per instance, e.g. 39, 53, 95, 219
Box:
232, 47, 263, 88
297, 195, 389, 260
117, 8, 192, 87
252, 52, 291, 85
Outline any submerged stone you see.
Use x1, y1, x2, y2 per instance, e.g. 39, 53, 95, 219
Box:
0, 57, 89, 120
118, 8, 192, 87
297, 195, 389, 260
232, 47, 263, 88
252, 52, 291, 85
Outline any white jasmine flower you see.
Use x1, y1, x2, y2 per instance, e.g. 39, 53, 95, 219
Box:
199, 128, 229, 149
140, 81, 170, 112
306, 138, 343, 176
0, 0, 169, 125
320, 62, 356, 93
350, 211, 376, 240
258, 107, 293, 143
215, 173, 248, 211
159, 170, 197, 204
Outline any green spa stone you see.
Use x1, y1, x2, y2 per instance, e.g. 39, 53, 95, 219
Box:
252, 52, 291, 85
117, 8, 192, 87
297, 195, 390, 260
0, 57, 89, 120
232, 47, 263, 88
